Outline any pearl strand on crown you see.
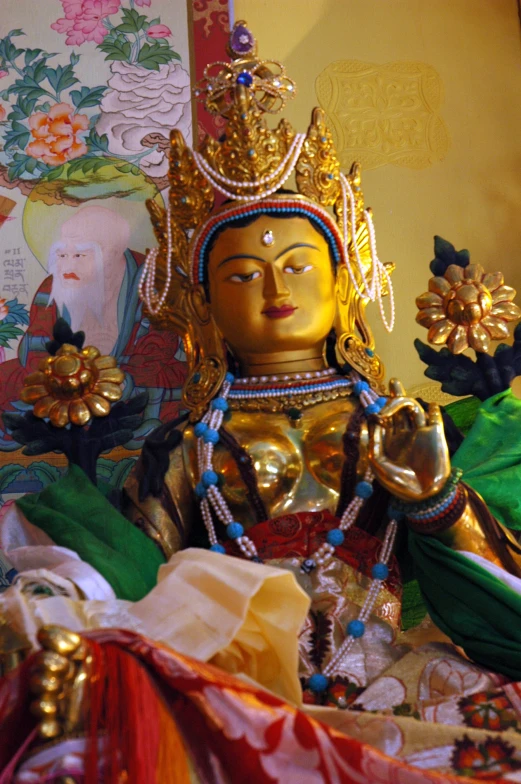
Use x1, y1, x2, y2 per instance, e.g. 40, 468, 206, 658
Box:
139, 201, 174, 316
193, 134, 306, 202
339, 174, 395, 334
193, 133, 305, 188
340, 173, 377, 301
366, 210, 395, 333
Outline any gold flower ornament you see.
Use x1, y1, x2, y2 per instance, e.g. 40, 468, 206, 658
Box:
20, 344, 124, 427
416, 264, 521, 354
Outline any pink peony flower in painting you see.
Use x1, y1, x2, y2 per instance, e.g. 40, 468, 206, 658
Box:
0, 105, 6, 122
146, 24, 171, 38
97, 62, 191, 177
0, 70, 8, 79
26, 103, 89, 166
51, 0, 121, 46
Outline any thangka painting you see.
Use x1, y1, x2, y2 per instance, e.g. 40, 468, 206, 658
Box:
0, 0, 231, 500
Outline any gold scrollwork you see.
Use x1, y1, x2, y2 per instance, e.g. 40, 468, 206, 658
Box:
183, 356, 227, 422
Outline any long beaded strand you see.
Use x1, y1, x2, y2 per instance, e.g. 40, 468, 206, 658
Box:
193, 369, 398, 695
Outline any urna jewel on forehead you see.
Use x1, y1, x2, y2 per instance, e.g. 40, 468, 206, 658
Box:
138, 20, 395, 356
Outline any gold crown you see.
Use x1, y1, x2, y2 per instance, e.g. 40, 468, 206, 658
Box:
140, 21, 394, 415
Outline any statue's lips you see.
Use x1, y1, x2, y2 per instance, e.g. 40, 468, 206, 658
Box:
262, 305, 297, 319
63, 272, 80, 280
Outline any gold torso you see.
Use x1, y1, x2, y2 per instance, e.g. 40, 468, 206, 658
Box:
183, 395, 359, 527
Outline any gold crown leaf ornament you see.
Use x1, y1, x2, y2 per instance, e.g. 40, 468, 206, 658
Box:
139, 21, 396, 417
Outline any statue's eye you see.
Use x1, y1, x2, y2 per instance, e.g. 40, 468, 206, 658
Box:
229, 271, 262, 283
284, 264, 313, 275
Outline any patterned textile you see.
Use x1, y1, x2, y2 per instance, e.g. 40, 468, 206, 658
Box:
6, 628, 521, 784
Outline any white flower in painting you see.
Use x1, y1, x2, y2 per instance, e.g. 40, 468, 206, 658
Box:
96, 61, 192, 178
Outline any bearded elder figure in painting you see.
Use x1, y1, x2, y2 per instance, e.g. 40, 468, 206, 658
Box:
4, 21, 521, 784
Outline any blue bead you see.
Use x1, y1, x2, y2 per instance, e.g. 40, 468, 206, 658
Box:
195, 482, 207, 499
353, 380, 370, 396
355, 481, 373, 499
236, 71, 253, 86
308, 673, 329, 693
212, 397, 229, 411
193, 372, 201, 383
364, 403, 380, 415
376, 397, 387, 408
203, 428, 220, 444
202, 470, 219, 487
225, 372, 235, 384
210, 543, 226, 554
347, 619, 365, 638
387, 505, 406, 522
227, 522, 244, 539
365, 347, 375, 357
194, 422, 208, 438
327, 528, 345, 546
372, 563, 389, 580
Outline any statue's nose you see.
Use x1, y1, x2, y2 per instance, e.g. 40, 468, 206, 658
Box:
262, 263, 290, 302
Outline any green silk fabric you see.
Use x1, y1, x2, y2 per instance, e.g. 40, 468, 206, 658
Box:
409, 532, 521, 680
16, 464, 165, 601
449, 389, 521, 530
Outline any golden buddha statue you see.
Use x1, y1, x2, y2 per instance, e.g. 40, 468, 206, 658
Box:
5, 20, 521, 783
121, 23, 521, 694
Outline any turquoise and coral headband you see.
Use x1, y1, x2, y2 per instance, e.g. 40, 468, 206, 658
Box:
189, 197, 345, 285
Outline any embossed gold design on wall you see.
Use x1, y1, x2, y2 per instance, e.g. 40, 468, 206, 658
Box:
316, 61, 450, 171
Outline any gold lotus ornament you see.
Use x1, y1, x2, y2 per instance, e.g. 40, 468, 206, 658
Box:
20, 344, 124, 427
416, 263, 521, 354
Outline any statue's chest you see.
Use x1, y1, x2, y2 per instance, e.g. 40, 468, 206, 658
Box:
184, 398, 358, 525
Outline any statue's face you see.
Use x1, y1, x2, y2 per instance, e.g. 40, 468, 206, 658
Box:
207, 215, 337, 358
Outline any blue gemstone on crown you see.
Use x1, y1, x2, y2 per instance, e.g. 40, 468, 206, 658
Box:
237, 71, 253, 87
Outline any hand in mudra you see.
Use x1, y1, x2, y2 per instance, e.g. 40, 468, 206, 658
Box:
367, 379, 451, 502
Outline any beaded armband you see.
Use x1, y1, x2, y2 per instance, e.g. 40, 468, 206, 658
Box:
389, 468, 466, 534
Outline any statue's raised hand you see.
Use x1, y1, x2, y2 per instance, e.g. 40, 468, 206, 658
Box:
368, 379, 451, 502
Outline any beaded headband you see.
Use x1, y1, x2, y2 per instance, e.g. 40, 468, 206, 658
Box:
190, 196, 345, 285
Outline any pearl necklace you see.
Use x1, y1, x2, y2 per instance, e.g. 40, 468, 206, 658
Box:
234, 368, 336, 384
228, 374, 351, 401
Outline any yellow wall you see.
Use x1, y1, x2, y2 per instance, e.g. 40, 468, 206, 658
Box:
234, 0, 521, 389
